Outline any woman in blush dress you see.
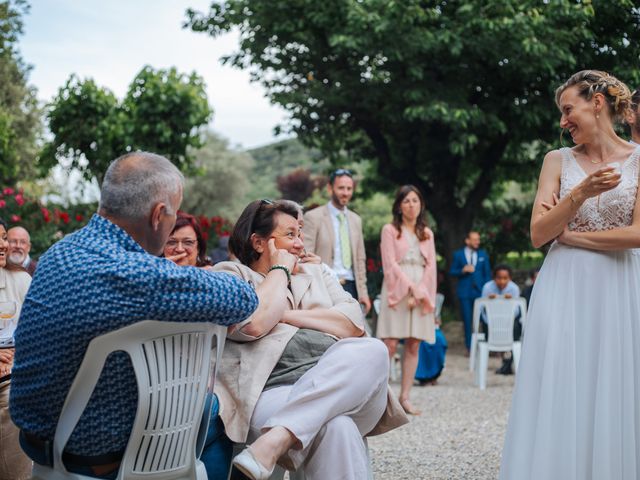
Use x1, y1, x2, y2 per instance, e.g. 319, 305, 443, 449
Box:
500, 70, 640, 480
377, 185, 437, 416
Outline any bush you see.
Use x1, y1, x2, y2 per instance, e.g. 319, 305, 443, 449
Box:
0, 187, 95, 256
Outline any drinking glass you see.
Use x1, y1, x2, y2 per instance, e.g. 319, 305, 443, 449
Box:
0, 301, 16, 330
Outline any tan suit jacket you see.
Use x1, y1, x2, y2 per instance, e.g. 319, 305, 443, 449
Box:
303, 204, 369, 300
211, 261, 407, 443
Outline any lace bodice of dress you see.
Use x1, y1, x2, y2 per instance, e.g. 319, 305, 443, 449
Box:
559, 146, 640, 232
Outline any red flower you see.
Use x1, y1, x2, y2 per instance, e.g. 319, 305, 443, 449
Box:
75, 214, 84, 222
0, 200, 5, 208
10, 214, 20, 222
42, 208, 51, 223
60, 212, 70, 224
14, 194, 25, 206
501, 218, 514, 232
3, 188, 14, 195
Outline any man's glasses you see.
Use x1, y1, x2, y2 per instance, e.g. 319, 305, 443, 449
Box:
8, 239, 29, 247
165, 238, 197, 250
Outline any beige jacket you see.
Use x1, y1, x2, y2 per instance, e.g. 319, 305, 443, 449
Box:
212, 261, 407, 443
302, 204, 369, 300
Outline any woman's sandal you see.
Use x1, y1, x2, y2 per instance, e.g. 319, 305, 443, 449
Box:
232, 447, 275, 480
400, 399, 422, 416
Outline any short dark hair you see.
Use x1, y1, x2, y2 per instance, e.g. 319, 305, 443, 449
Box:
329, 168, 353, 185
493, 264, 513, 278
229, 199, 299, 266
466, 230, 480, 239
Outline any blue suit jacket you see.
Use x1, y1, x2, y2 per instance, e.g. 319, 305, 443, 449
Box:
449, 248, 491, 298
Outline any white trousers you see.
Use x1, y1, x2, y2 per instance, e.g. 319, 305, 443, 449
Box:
249, 337, 389, 480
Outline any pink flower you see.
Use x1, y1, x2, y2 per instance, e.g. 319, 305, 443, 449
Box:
14, 194, 24, 206
3, 187, 14, 195
10, 214, 20, 222
0, 200, 5, 208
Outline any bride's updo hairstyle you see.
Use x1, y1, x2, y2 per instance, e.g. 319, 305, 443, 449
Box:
555, 70, 632, 124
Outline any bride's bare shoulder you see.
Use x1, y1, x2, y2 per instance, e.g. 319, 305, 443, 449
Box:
538, 149, 564, 177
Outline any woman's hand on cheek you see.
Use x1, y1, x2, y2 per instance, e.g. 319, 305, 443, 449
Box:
268, 238, 298, 272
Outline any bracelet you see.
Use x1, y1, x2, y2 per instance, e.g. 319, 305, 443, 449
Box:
569, 191, 577, 205
268, 264, 291, 285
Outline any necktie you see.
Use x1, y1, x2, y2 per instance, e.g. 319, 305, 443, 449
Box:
338, 213, 352, 269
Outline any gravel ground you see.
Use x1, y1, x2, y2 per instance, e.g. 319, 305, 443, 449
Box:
369, 322, 515, 480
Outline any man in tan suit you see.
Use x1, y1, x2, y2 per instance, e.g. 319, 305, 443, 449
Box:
303, 169, 371, 314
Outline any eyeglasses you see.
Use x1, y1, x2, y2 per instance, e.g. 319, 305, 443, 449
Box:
8, 239, 29, 247
165, 238, 197, 250
329, 168, 353, 183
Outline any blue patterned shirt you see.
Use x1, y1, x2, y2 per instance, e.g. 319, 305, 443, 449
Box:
10, 214, 258, 456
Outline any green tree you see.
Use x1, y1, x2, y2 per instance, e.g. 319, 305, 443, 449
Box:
187, 0, 640, 268
0, 0, 41, 186
41, 66, 213, 183
181, 131, 254, 220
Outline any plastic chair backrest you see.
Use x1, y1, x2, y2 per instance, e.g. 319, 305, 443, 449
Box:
480, 299, 521, 348
50, 320, 226, 480
435, 293, 445, 320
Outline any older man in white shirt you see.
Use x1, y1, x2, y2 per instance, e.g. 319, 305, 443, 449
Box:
7, 227, 36, 276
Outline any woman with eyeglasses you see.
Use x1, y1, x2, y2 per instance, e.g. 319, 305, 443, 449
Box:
213, 199, 407, 480
0, 217, 32, 479
163, 211, 212, 268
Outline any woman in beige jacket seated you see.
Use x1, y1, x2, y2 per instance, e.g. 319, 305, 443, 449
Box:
213, 199, 407, 480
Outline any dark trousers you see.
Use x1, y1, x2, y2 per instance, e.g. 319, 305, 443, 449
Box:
458, 296, 476, 350
341, 279, 358, 299
20, 394, 232, 480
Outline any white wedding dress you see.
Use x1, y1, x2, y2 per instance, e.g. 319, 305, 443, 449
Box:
500, 145, 640, 480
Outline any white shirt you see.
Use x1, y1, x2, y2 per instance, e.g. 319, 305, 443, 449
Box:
327, 202, 355, 281
464, 247, 477, 266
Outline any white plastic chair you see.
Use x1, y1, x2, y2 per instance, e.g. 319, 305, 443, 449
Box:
31, 320, 226, 480
435, 293, 445, 321
469, 297, 526, 373
470, 298, 526, 390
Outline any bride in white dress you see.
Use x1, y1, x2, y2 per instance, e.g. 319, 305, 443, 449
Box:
500, 70, 640, 480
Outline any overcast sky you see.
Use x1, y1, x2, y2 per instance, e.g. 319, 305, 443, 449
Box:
21, 0, 288, 149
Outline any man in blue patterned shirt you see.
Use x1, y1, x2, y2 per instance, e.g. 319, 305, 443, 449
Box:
9, 152, 258, 478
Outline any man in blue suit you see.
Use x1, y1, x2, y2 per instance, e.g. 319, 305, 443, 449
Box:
449, 231, 491, 352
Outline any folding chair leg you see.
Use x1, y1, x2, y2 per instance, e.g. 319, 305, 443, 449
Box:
512, 342, 522, 374
389, 357, 397, 382
477, 343, 489, 390
469, 333, 477, 372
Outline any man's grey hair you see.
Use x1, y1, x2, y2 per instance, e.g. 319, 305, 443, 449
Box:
99, 152, 184, 220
